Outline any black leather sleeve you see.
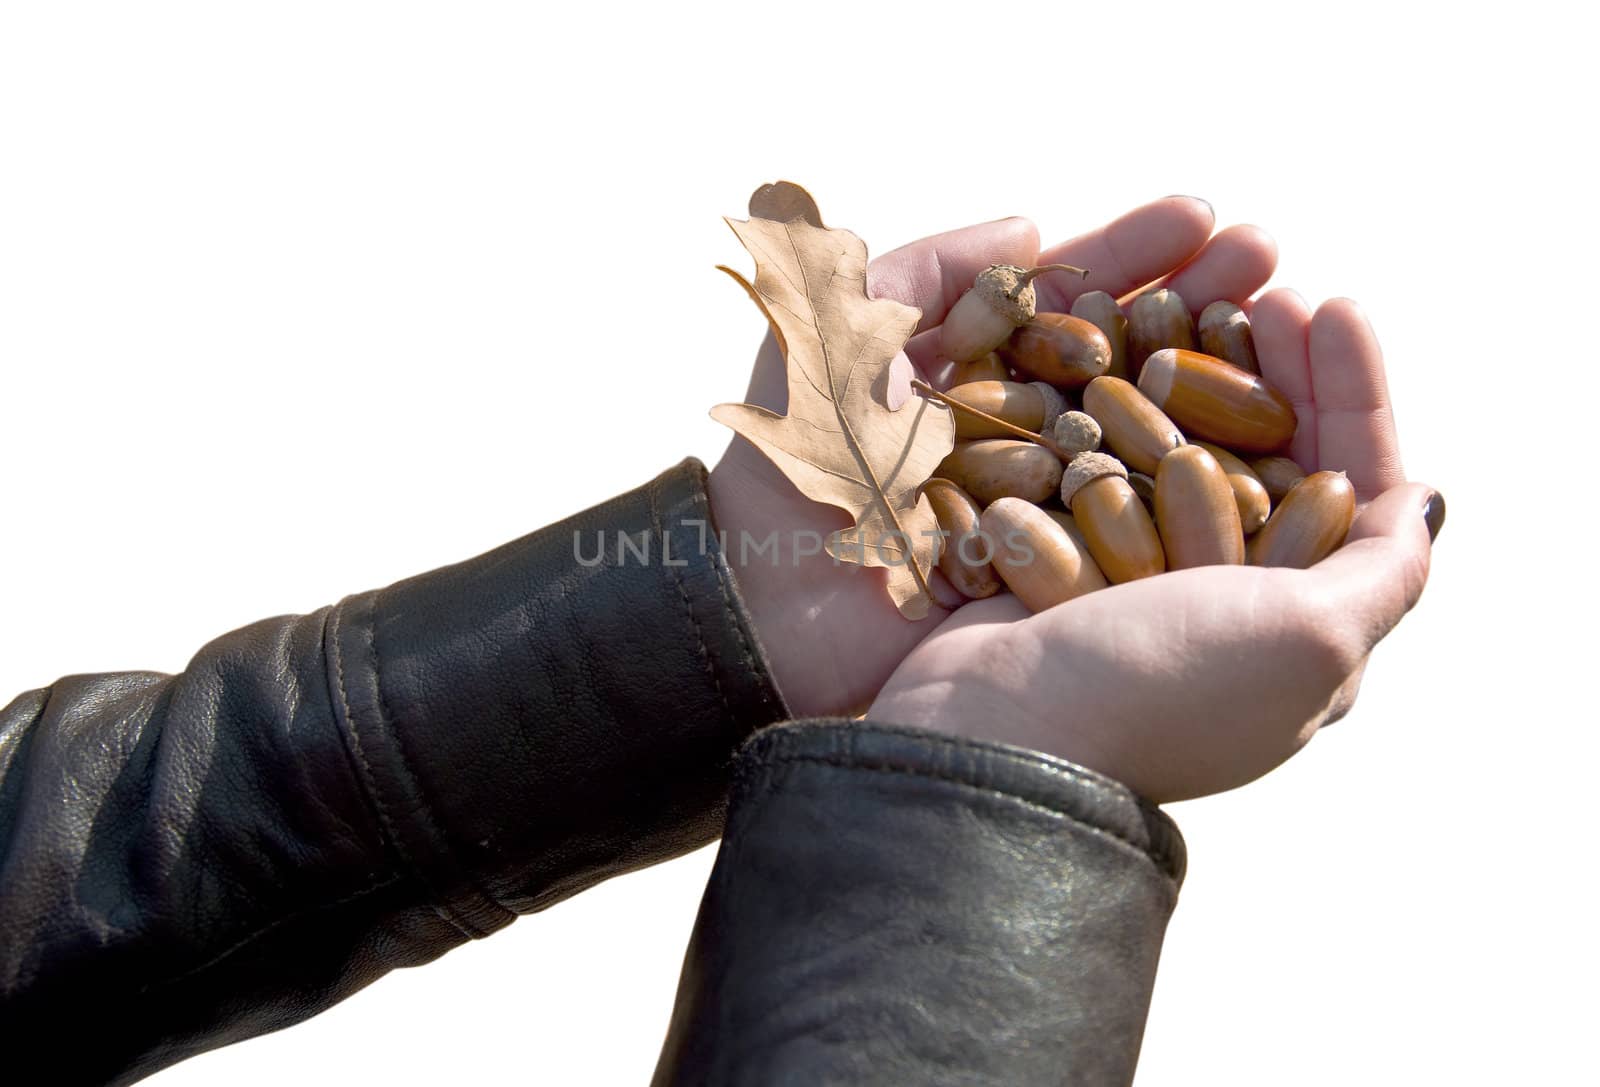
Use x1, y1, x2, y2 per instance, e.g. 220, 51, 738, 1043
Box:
0, 458, 787, 1085
652, 719, 1187, 1087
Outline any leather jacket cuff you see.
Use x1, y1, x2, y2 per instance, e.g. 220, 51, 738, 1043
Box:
327, 456, 789, 926
653, 719, 1185, 1086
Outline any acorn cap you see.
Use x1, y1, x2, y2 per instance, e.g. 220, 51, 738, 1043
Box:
1060, 451, 1128, 505
1030, 382, 1068, 430
1052, 410, 1102, 455
971, 264, 1039, 326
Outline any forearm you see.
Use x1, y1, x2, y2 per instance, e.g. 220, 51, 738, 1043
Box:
0, 457, 786, 1084
652, 720, 1185, 1086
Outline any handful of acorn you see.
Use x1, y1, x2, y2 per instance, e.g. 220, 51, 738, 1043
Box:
914, 264, 1354, 613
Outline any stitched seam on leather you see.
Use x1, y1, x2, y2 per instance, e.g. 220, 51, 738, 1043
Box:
367, 584, 505, 937
769, 753, 1179, 888
651, 474, 737, 733
138, 874, 405, 993
767, 724, 1182, 877
764, 722, 1135, 808
327, 600, 473, 940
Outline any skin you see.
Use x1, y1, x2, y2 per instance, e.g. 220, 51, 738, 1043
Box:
709, 200, 1431, 803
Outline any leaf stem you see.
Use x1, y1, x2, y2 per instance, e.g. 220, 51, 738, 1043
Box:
912, 380, 1074, 462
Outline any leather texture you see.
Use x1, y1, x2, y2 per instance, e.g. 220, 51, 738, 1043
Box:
0, 457, 787, 1085
652, 719, 1186, 1087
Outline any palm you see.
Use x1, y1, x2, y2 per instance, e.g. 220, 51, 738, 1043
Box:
709, 198, 1282, 717
869, 292, 1433, 802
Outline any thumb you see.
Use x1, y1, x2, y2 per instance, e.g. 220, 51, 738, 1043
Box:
1304, 481, 1439, 649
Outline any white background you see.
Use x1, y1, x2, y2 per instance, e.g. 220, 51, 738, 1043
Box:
2, 2, 1593, 1083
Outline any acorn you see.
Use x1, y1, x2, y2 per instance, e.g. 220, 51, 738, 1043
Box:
946, 351, 1011, 386
1154, 445, 1246, 568
941, 263, 1088, 362
999, 312, 1112, 388
980, 498, 1108, 613
936, 439, 1064, 505
922, 478, 1002, 600
1059, 452, 1166, 583
945, 381, 1058, 439
1070, 290, 1129, 379
1127, 288, 1197, 380
1193, 442, 1272, 534
1138, 348, 1297, 453
1081, 375, 1185, 475
1197, 300, 1260, 374
1247, 471, 1357, 568
1251, 456, 1307, 503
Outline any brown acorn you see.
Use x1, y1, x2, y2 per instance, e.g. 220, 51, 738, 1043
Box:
1193, 442, 1272, 535
1138, 348, 1297, 453
1251, 456, 1308, 503
1197, 301, 1260, 374
1059, 452, 1166, 583
1081, 376, 1185, 476
1154, 445, 1246, 568
1247, 471, 1357, 568
946, 352, 1011, 386
980, 498, 1107, 613
1126, 288, 1197, 380
936, 440, 1064, 505
941, 263, 1087, 362
945, 381, 1049, 439
1070, 291, 1129, 379
922, 478, 1002, 600
999, 312, 1112, 388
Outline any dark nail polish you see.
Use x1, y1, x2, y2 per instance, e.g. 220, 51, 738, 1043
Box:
1422, 491, 1446, 542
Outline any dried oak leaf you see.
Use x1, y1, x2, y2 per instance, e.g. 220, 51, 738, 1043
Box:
711, 182, 955, 620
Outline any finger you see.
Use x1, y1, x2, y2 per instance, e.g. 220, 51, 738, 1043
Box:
1130, 224, 1278, 313
868, 217, 1041, 336
1251, 288, 1318, 469
1303, 481, 1436, 655
1030, 196, 1216, 312
1308, 298, 1405, 499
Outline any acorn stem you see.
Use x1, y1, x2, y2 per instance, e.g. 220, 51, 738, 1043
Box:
913, 380, 1073, 462
1014, 264, 1090, 295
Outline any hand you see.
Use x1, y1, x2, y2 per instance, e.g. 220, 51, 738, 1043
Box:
867, 295, 1441, 803
708, 198, 1278, 716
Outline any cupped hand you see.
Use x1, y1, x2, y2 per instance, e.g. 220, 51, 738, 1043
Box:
708, 198, 1278, 716
867, 296, 1440, 803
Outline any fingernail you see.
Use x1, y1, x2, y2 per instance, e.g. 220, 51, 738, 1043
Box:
1422, 491, 1446, 542
1163, 194, 1213, 217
